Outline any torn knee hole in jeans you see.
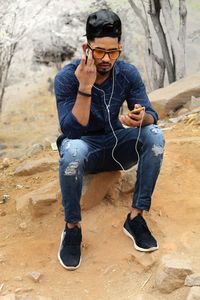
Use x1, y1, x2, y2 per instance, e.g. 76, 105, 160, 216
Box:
152, 145, 164, 156
64, 161, 79, 176
150, 126, 159, 134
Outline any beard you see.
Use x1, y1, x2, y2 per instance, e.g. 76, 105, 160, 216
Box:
97, 69, 111, 75
97, 63, 112, 76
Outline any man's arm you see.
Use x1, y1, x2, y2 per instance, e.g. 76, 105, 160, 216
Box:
120, 64, 158, 128
72, 49, 96, 126
54, 49, 96, 139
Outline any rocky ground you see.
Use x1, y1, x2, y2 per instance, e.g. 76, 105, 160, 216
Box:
0, 88, 200, 300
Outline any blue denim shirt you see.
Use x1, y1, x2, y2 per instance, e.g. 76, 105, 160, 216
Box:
54, 59, 158, 147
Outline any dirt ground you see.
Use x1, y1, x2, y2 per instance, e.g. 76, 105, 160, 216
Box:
0, 92, 200, 299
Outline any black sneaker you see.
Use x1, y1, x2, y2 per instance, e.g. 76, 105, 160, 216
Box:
123, 213, 158, 252
58, 226, 82, 270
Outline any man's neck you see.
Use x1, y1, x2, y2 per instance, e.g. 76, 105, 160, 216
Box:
95, 71, 111, 85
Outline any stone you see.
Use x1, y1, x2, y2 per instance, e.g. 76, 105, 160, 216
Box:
0, 195, 10, 204
81, 171, 122, 210
177, 108, 189, 116
18, 222, 27, 231
14, 158, 58, 176
16, 180, 58, 211
155, 254, 193, 293
185, 274, 200, 287
186, 287, 200, 300
2, 158, 10, 168
149, 72, 200, 118
130, 251, 158, 271
26, 144, 43, 157
29, 193, 57, 217
28, 271, 42, 283
190, 96, 200, 110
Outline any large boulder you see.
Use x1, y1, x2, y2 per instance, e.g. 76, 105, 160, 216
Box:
155, 254, 193, 293
149, 72, 200, 118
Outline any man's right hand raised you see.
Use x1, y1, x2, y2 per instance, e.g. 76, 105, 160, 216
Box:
75, 48, 97, 93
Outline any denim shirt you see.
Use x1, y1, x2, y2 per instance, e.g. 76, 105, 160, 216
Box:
54, 59, 158, 148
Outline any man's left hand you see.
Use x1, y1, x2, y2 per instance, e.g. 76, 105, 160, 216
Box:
120, 104, 145, 127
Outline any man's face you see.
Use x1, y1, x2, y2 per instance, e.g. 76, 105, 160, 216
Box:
88, 37, 121, 76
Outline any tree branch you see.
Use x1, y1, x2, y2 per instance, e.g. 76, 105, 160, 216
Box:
178, 0, 187, 52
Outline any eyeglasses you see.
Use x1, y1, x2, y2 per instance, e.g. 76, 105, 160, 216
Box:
87, 43, 122, 60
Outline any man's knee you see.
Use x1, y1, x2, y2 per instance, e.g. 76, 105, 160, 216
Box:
141, 124, 165, 153
59, 139, 89, 172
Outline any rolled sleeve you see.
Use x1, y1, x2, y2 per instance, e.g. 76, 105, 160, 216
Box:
126, 65, 158, 124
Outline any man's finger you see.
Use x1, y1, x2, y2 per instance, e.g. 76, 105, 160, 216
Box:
80, 53, 86, 67
86, 49, 94, 65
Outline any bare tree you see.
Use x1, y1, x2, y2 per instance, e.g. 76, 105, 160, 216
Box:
0, 0, 51, 114
128, 0, 187, 88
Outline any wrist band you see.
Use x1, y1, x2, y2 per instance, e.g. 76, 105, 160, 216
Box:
78, 90, 91, 97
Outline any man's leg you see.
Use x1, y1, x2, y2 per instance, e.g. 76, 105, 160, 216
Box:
103, 124, 165, 251
58, 136, 104, 269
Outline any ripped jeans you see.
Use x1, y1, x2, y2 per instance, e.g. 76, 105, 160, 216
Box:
58, 125, 165, 223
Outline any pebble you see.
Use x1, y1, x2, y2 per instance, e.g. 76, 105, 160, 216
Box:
0, 211, 6, 216
2, 158, 10, 168
28, 271, 42, 283
19, 222, 27, 231
16, 184, 23, 189
0, 195, 10, 204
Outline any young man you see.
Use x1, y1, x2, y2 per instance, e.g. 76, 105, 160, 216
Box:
54, 9, 164, 270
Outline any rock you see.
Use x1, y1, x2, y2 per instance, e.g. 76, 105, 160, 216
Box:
26, 144, 43, 157
149, 72, 200, 118
29, 193, 57, 217
81, 171, 122, 210
2, 158, 10, 168
177, 108, 189, 116
18, 222, 27, 231
28, 271, 42, 283
14, 158, 58, 176
190, 96, 200, 110
16, 185, 23, 189
43, 138, 52, 150
130, 252, 158, 271
186, 287, 200, 300
0, 211, 6, 216
155, 254, 193, 293
16, 180, 58, 211
0, 195, 10, 204
185, 273, 200, 287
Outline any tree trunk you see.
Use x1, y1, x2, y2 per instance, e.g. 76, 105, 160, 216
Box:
148, 0, 175, 83
159, 0, 186, 80
178, 0, 187, 53
128, 0, 161, 90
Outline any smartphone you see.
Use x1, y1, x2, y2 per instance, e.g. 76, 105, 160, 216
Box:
85, 49, 89, 64
129, 107, 145, 114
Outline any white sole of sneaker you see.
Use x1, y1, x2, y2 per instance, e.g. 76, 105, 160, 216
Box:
123, 227, 159, 252
57, 231, 81, 270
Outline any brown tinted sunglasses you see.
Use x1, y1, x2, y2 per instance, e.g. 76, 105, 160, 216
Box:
87, 43, 122, 60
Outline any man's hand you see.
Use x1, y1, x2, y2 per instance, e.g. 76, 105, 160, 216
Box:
75, 47, 96, 93
120, 104, 145, 127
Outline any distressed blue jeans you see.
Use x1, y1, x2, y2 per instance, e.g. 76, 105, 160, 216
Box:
58, 124, 165, 223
